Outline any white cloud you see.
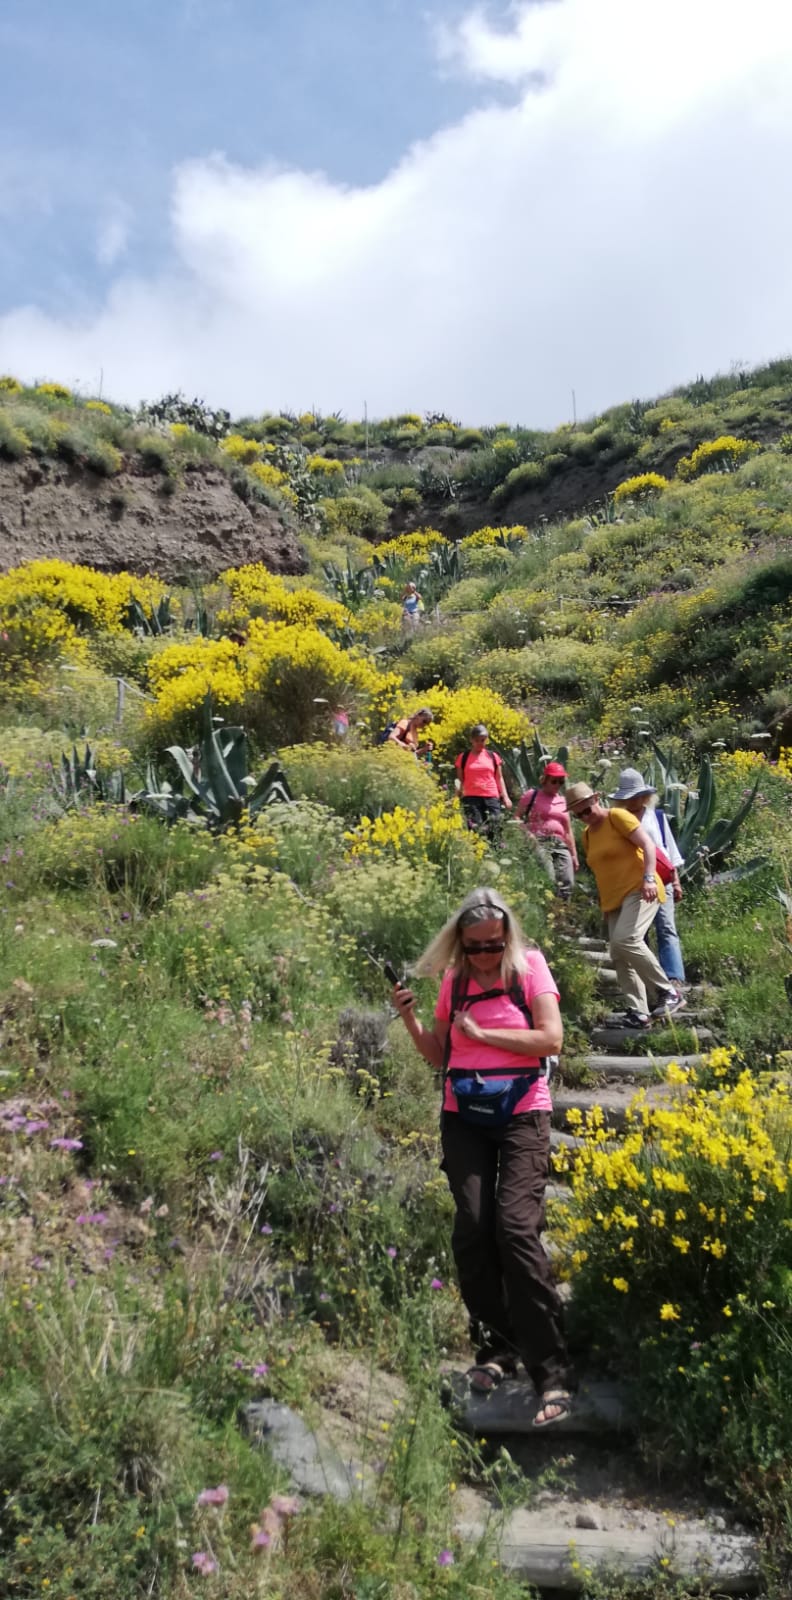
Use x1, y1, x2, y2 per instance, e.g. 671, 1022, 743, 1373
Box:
2, 0, 792, 423
95, 203, 132, 268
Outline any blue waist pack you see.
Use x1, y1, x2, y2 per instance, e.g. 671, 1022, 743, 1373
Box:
448, 1068, 539, 1129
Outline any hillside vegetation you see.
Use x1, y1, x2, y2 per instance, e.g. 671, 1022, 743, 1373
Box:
0, 361, 791, 1598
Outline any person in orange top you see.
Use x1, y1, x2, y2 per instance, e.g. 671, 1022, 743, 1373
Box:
455, 724, 512, 839
566, 782, 684, 1030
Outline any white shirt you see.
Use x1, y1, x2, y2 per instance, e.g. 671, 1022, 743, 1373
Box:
643, 805, 684, 868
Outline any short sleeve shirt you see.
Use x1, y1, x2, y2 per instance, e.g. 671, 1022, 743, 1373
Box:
435, 951, 559, 1115
455, 748, 502, 798
518, 787, 568, 841
583, 807, 666, 913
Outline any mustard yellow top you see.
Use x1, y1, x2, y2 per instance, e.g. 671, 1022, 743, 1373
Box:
583, 807, 666, 914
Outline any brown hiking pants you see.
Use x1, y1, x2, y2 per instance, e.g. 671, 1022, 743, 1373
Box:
441, 1110, 572, 1393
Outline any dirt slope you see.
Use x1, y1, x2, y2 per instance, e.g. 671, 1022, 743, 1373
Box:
0, 457, 307, 579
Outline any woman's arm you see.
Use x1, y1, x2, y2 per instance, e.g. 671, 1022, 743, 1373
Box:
455, 991, 563, 1056
392, 984, 448, 1070
498, 765, 512, 808
630, 822, 659, 903
562, 812, 578, 868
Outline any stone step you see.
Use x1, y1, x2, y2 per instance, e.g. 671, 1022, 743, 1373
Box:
591, 1024, 715, 1051
601, 1008, 718, 1027
474, 1515, 760, 1594
580, 948, 610, 964
449, 1373, 631, 1437
585, 1052, 704, 1075
563, 935, 609, 952
552, 1082, 676, 1132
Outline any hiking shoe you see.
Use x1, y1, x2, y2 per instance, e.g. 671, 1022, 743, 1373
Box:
622, 1009, 651, 1030
651, 990, 685, 1018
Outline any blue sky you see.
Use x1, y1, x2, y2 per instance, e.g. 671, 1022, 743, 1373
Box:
2, 0, 792, 423
0, 0, 487, 312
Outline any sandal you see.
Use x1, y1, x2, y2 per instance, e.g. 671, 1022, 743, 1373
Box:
467, 1360, 516, 1395
533, 1388, 573, 1428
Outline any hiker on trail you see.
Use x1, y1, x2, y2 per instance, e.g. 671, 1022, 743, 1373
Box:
566, 782, 685, 1030
516, 762, 578, 900
390, 886, 574, 1427
387, 707, 433, 757
454, 724, 512, 839
609, 769, 686, 986
401, 581, 422, 629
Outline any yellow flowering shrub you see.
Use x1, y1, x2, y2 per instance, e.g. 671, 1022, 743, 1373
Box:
247, 460, 297, 504
306, 454, 344, 477
0, 727, 131, 779
147, 619, 402, 746
220, 433, 262, 463
0, 559, 165, 636
553, 1050, 791, 1334
415, 684, 532, 762
35, 382, 71, 401
344, 800, 486, 890
613, 472, 669, 505
371, 528, 448, 567
676, 436, 761, 481
219, 564, 348, 632
778, 747, 792, 782
459, 524, 528, 551
353, 598, 404, 644
84, 400, 112, 415
0, 375, 23, 394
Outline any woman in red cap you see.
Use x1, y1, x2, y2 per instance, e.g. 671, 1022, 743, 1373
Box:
516, 763, 578, 900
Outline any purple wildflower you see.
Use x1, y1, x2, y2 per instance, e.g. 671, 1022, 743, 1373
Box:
23, 1119, 50, 1134
50, 1137, 84, 1152
259, 1223, 273, 1235
430, 1277, 443, 1291
253, 1362, 269, 1377
191, 1552, 218, 1574
437, 1549, 455, 1567
196, 1484, 229, 1507
209, 1151, 223, 1162
251, 1527, 271, 1548
387, 1246, 398, 1259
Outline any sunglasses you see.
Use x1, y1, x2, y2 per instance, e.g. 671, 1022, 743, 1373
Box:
462, 939, 506, 954
545, 777, 565, 786
571, 804, 593, 820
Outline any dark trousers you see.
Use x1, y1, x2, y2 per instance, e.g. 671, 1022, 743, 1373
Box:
441, 1110, 572, 1393
462, 796, 502, 840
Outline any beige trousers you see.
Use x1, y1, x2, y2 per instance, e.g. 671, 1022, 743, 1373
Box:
606, 891, 671, 1015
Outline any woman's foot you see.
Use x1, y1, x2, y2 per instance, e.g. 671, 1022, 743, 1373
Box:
467, 1359, 517, 1395
533, 1388, 573, 1428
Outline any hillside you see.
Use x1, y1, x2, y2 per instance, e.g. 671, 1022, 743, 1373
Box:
0, 362, 791, 1600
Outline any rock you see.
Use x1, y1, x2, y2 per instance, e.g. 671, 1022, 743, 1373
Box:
446, 1374, 632, 1438
575, 1508, 600, 1530
91, 938, 118, 949
243, 1399, 363, 1501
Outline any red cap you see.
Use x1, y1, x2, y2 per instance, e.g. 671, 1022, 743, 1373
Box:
543, 761, 567, 779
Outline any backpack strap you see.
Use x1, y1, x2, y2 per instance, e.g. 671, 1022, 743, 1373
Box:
442, 970, 547, 1080
459, 749, 498, 776
520, 787, 538, 821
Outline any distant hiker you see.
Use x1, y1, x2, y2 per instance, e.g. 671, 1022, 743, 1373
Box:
390, 886, 574, 1427
610, 768, 686, 984
566, 782, 684, 1030
516, 761, 578, 900
455, 724, 512, 840
401, 581, 422, 629
386, 707, 433, 756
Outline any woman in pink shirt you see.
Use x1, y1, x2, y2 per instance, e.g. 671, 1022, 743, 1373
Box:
516, 761, 578, 900
391, 886, 573, 1427
454, 723, 512, 840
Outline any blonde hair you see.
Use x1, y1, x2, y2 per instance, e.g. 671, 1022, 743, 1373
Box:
413, 886, 530, 983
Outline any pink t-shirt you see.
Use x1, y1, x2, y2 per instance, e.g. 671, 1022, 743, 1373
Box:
455, 748, 502, 798
435, 950, 559, 1115
518, 787, 568, 841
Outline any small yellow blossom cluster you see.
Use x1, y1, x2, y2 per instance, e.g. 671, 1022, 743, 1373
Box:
371, 528, 448, 567
612, 472, 669, 506
34, 381, 72, 401
676, 435, 761, 481
84, 399, 112, 415
552, 1049, 792, 1337
220, 433, 263, 463
306, 454, 345, 477
247, 460, 296, 503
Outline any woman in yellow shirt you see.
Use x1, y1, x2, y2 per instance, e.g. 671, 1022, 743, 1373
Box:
565, 783, 684, 1029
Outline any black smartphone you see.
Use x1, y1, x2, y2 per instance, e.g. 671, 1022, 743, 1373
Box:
383, 962, 401, 987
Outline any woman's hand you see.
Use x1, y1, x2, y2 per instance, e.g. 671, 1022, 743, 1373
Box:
455, 1011, 485, 1042
640, 876, 658, 904
392, 984, 416, 1017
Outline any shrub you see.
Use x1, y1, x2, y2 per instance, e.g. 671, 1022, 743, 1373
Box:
677, 435, 761, 481
27, 809, 217, 908
490, 459, 548, 507
475, 590, 545, 650
136, 432, 174, 473
323, 855, 448, 965
0, 412, 30, 460
0, 374, 23, 394
220, 432, 263, 463
417, 683, 531, 763
401, 628, 472, 691
35, 381, 71, 400
553, 1055, 792, 1504
307, 453, 345, 478
85, 438, 123, 476
281, 742, 437, 820
455, 428, 486, 449
440, 576, 495, 615
321, 487, 389, 540
230, 798, 345, 893
344, 797, 486, 900
459, 523, 529, 552
613, 472, 669, 505
85, 399, 113, 415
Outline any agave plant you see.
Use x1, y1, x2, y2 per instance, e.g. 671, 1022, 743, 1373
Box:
490, 730, 569, 797
124, 595, 174, 636
648, 740, 762, 882
322, 556, 375, 611
51, 744, 129, 811
140, 697, 292, 831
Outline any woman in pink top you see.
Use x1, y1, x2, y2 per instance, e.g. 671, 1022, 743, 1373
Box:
454, 723, 512, 841
516, 761, 578, 900
391, 886, 573, 1427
